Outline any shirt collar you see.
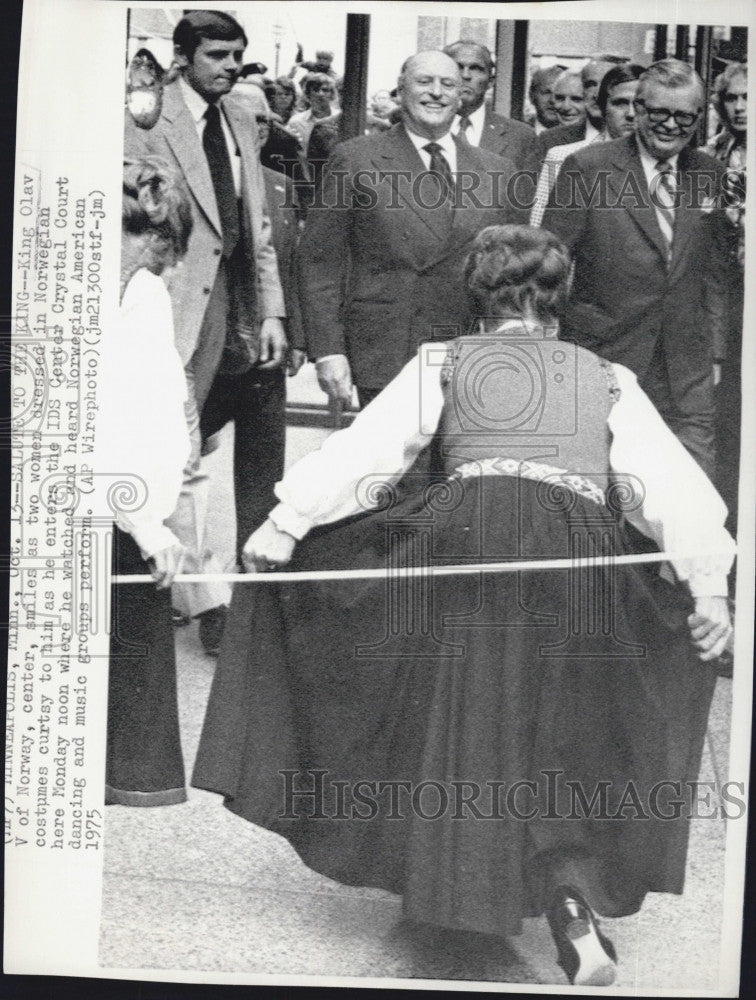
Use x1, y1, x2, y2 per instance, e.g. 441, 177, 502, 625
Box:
458, 102, 485, 129
179, 75, 213, 124
403, 124, 456, 159
585, 119, 602, 143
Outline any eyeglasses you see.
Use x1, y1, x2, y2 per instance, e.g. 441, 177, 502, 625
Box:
633, 99, 699, 128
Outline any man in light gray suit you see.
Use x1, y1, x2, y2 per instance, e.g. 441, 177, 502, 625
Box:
126, 10, 287, 652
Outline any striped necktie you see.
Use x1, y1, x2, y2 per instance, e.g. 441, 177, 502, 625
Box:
653, 159, 676, 258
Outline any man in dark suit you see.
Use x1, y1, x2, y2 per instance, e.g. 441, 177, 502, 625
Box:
542, 59, 727, 477
443, 40, 538, 172
125, 10, 288, 652
298, 50, 524, 408
536, 56, 626, 162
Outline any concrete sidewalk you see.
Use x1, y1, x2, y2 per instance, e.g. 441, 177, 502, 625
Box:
99, 366, 736, 989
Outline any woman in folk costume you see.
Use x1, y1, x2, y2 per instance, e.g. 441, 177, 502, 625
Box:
193, 225, 733, 986
99, 157, 192, 805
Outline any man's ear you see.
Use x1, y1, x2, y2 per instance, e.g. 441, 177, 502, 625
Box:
173, 45, 189, 71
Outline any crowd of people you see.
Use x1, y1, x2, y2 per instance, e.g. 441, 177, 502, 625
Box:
107, 9, 746, 987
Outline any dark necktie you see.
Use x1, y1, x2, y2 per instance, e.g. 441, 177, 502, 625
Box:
653, 159, 676, 258
457, 115, 472, 144
423, 141, 455, 208
203, 103, 240, 258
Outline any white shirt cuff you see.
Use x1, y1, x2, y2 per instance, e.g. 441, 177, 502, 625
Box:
117, 518, 180, 562
315, 354, 346, 366
269, 502, 313, 541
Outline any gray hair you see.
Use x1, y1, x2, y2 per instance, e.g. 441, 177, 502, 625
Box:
443, 40, 494, 75
637, 58, 705, 105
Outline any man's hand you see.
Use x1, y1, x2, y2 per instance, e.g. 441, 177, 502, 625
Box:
286, 348, 307, 376
242, 518, 296, 573
258, 317, 288, 369
316, 354, 353, 407
687, 595, 732, 661
147, 542, 186, 590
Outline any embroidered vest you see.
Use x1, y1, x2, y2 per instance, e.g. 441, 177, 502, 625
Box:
436, 335, 619, 497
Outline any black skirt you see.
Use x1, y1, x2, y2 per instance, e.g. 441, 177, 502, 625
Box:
106, 526, 186, 806
192, 475, 715, 937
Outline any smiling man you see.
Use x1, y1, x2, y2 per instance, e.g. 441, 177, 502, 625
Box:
536, 55, 627, 163
298, 49, 523, 408
542, 59, 729, 478
126, 10, 289, 654
443, 40, 537, 172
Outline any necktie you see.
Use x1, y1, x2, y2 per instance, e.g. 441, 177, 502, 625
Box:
457, 115, 472, 144
653, 159, 676, 257
423, 141, 455, 208
203, 103, 240, 258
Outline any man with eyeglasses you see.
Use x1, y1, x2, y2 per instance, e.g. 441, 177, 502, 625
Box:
288, 73, 336, 149
542, 59, 728, 479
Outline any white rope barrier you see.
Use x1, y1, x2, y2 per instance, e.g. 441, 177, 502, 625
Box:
113, 548, 731, 585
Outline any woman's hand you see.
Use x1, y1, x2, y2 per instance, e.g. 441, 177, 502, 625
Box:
147, 542, 186, 590
242, 518, 296, 573
687, 596, 732, 661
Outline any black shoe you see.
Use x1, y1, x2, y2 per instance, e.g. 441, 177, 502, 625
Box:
546, 885, 617, 987
197, 605, 227, 657
171, 608, 192, 627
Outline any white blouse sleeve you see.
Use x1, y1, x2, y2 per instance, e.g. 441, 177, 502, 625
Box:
95, 270, 190, 560
270, 343, 447, 539
608, 363, 735, 597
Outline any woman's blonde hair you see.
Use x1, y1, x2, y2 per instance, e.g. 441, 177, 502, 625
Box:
122, 156, 193, 273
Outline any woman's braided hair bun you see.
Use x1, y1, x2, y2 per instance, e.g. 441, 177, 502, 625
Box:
465, 224, 571, 324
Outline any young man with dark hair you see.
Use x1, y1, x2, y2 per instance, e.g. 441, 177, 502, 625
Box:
126, 10, 288, 653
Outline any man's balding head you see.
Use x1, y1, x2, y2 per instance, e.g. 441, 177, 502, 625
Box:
397, 51, 461, 140
582, 55, 628, 126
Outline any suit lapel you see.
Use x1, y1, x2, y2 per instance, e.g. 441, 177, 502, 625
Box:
370, 126, 453, 255
606, 137, 669, 264
667, 146, 711, 275
222, 96, 258, 217
161, 82, 221, 236
480, 109, 503, 153
422, 138, 495, 269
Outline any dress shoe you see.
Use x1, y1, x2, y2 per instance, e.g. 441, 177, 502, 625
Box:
546, 885, 617, 987
197, 605, 228, 657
